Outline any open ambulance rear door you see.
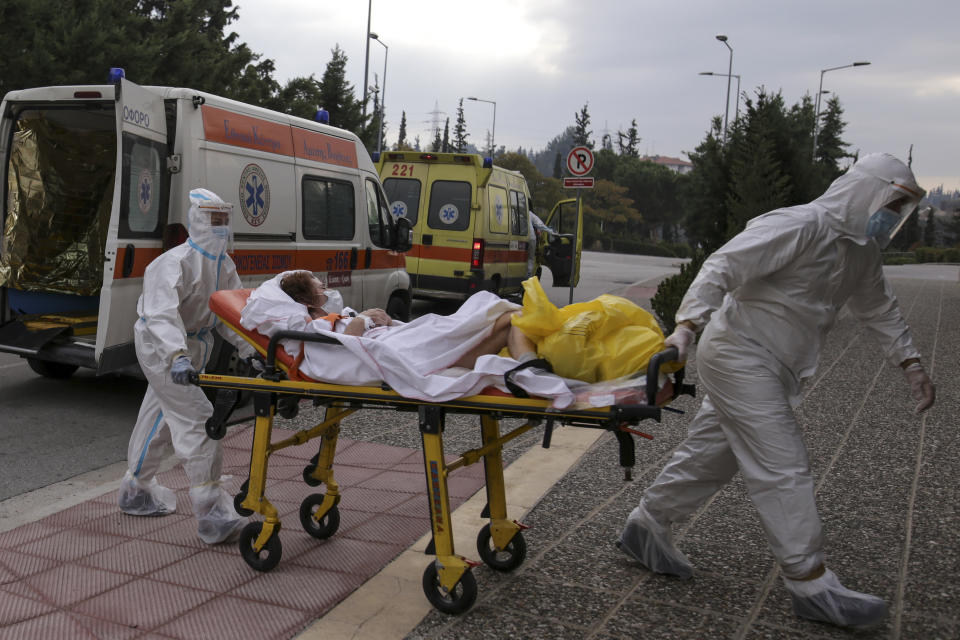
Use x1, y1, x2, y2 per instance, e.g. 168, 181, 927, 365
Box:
541, 198, 583, 287
96, 78, 170, 373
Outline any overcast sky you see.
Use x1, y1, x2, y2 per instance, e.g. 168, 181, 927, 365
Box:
231, 0, 960, 192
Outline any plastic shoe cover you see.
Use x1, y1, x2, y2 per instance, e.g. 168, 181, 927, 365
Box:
118, 472, 177, 516
190, 483, 245, 544
617, 505, 693, 579
783, 569, 888, 629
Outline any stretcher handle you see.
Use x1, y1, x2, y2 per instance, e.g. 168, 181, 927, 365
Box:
645, 346, 679, 405
264, 329, 343, 379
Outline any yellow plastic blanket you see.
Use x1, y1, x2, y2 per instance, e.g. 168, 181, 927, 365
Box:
511, 277, 676, 383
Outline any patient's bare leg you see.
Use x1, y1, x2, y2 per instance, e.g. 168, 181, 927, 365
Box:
451, 311, 514, 369
507, 326, 536, 361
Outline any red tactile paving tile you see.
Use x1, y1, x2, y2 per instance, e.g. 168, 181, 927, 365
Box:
73, 578, 214, 629
0, 549, 57, 584
291, 537, 404, 575
151, 550, 257, 593
41, 500, 117, 528
14, 562, 133, 607
13, 528, 127, 563
386, 495, 431, 519
230, 563, 362, 611
334, 441, 416, 468
342, 513, 432, 545
0, 610, 141, 640
154, 595, 312, 640
77, 538, 198, 577
79, 511, 191, 539
0, 586, 57, 625
357, 469, 427, 493
0, 521, 62, 549
340, 486, 418, 513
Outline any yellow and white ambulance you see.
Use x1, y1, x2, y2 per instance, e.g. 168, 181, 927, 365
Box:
376, 151, 582, 301
0, 72, 411, 378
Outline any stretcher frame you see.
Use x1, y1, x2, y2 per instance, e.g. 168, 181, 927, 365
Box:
196, 289, 695, 614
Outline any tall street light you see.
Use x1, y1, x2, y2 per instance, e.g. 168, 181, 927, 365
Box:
812, 61, 870, 160
467, 96, 496, 157
361, 0, 372, 121
699, 71, 742, 125
369, 32, 388, 154
715, 34, 733, 140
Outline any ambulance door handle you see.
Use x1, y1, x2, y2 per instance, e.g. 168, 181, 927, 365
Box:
422, 234, 433, 245
122, 244, 135, 278
350, 247, 358, 269
364, 248, 372, 269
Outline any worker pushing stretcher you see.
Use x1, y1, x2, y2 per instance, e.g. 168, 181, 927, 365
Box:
194, 273, 693, 614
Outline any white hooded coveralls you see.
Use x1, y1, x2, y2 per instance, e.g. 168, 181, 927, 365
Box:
637, 153, 923, 579
120, 189, 253, 541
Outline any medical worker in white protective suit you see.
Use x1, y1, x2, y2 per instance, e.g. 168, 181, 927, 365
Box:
118, 189, 257, 544
617, 153, 936, 629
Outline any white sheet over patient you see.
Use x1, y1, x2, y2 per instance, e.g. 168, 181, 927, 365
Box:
239, 272, 576, 408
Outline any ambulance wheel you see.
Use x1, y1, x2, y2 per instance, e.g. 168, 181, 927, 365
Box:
421, 563, 477, 615
238, 522, 282, 572
476, 524, 526, 571
299, 494, 340, 539
387, 293, 411, 322
26, 358, 78, 379
234, 480, 253, 517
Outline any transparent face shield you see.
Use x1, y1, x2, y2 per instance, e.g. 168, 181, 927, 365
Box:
865, 188, 920, 249
194, 202, 234, 252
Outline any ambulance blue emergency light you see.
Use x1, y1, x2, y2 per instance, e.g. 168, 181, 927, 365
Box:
108, 67, 126, 83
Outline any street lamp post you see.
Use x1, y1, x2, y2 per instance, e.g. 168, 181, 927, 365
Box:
467, 96, 496, 157
715, 34, 733, 140
369, 32, 388, 154
812, 61, 870, 160
362, 0, 372, 121
699, 71, 742, 125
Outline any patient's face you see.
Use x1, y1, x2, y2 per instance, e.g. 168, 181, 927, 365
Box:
307, 278, 329, 318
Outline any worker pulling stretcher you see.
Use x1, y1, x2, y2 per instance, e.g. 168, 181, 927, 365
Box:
195, 274, 693, 614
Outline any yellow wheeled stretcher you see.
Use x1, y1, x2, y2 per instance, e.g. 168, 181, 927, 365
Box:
195, 289, 694, 614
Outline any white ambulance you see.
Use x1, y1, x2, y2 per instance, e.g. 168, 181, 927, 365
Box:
0, 72, 412, 378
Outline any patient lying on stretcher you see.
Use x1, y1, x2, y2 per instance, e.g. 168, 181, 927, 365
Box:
239, 270, 574, 406
238, 270, 672, 408
274, 270, 539, 369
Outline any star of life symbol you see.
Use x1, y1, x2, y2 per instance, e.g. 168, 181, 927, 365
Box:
239, 164, 270, 226
495, 197, 504, 225
439, 203, 459, 225
391, 200, 408, 218
137, 169, 153, 215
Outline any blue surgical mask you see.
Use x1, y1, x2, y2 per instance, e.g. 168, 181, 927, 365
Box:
211, 226, 231, 238
865, 207, 903, 249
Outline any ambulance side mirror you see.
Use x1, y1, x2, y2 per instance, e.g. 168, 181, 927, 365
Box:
392, 216, 413, 253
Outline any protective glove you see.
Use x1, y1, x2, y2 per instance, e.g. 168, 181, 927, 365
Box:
170, 355, 196, 385
903, 362, 935, 413
664, 323, 696, 361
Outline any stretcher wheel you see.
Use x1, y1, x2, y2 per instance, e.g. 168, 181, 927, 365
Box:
476, 524, 527, 571
302, 466, 321, 487
299, 494, 340, 539
234, 480, 254, 517
421, 563, 477, 615
239, 522, 282, 572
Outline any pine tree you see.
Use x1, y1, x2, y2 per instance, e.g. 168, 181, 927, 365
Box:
815, 96, 850, 171
431, 127, 442, 152
616, 119, 640, 157
441, 118, 450, 152
453, 99, 469, 152
573, 103, 593, 149
553, 153, 562, 179
317, 45, 367, 140
396, 111, 408, 149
